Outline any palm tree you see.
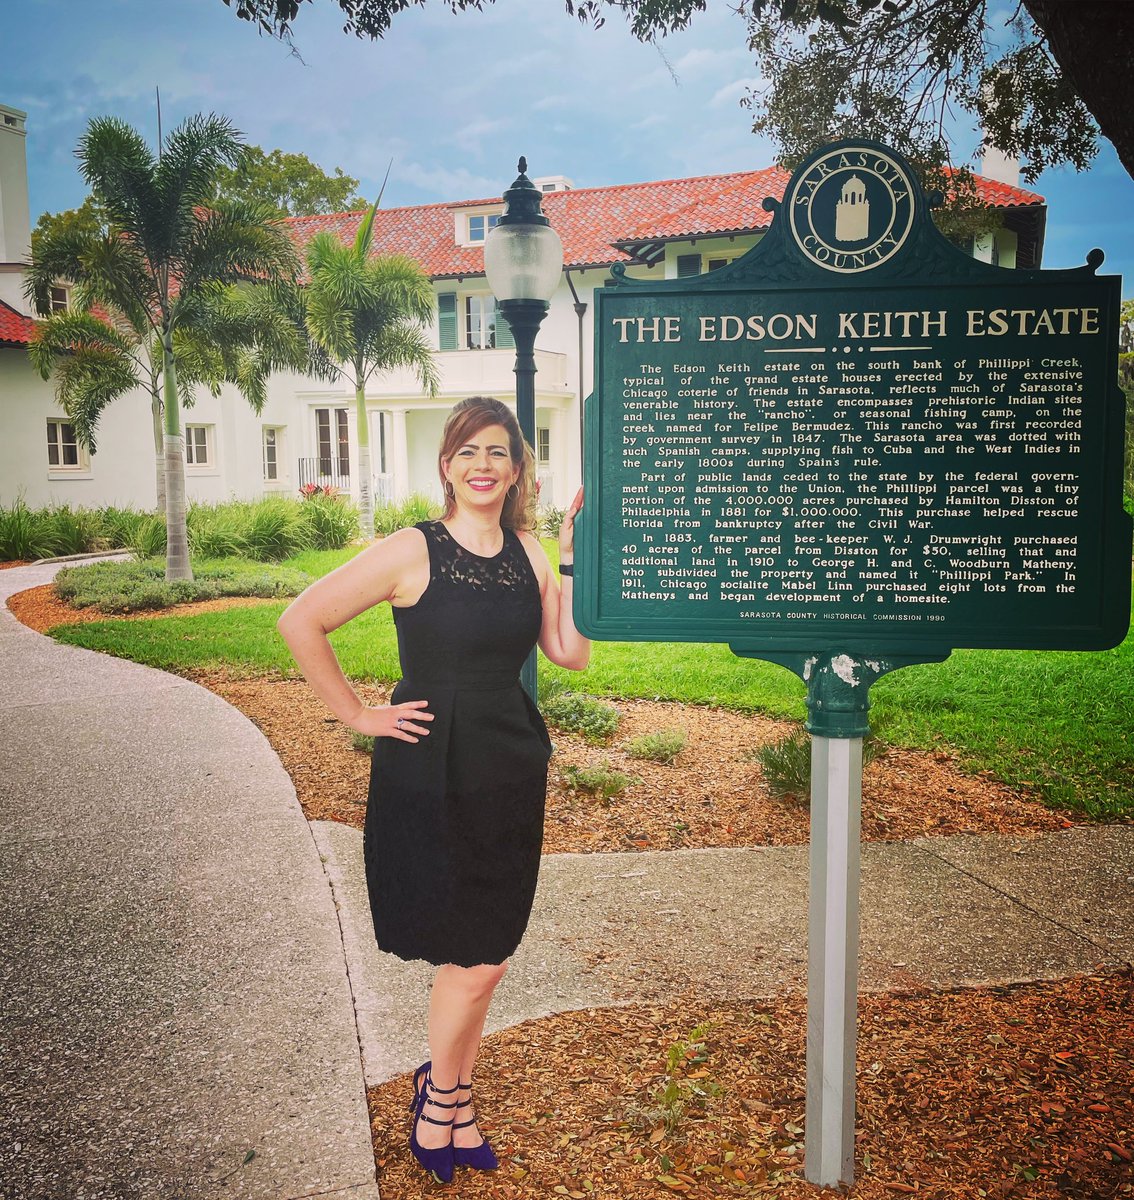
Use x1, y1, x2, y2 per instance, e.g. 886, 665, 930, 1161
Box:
24, 113, 300, 580
301, 203, 439, 539
26, 282, 309, 514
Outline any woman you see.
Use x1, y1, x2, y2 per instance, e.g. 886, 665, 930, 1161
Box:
277, 396, 590, 1183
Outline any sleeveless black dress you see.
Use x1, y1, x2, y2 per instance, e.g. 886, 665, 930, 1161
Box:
363, 520, 552, 968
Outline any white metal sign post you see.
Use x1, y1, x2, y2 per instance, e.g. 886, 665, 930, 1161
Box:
806, 730, 864, 1185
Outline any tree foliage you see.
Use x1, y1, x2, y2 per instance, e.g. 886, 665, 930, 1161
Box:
25, 112, 302, 581
218, 0, 1134, 185
297, 200, 439, 538
212, 145, 366, 217
740, 1, 1097, 184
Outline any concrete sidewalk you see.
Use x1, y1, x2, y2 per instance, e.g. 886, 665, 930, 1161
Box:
315, 821, 1134, 1087
0, 561, 380, 1200
2, 558, 1132, 1198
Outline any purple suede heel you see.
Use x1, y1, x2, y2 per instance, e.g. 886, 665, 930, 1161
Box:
452, 1079, 499, 1171
408, 1061, 456, 1183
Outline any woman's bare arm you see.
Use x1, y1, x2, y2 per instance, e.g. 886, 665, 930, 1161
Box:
276, 527, 434, 742
520, 488, 590, 671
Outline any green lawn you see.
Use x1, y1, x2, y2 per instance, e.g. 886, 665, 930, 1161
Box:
48, 546, 1133, 820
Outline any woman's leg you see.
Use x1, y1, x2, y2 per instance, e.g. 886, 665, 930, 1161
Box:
416, 960, 508, 1150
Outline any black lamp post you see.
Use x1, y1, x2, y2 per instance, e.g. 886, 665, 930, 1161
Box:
484, 157, 563, 702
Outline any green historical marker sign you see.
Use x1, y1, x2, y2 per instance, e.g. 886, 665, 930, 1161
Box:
577, 141, 1131, 657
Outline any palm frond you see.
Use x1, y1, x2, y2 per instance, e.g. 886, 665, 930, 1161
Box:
359, 322, 441, 396
174, 200, 299, 306
23, 224, 102, 315
28, 311, 139, 378
151, 114, 246, 267
77, 117, 162, 262
40, 334, 143, 454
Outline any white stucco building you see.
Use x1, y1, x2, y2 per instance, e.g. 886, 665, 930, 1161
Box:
0, 102, 1048, 512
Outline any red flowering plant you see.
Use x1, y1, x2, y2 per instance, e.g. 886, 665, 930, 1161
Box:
299, 483, 338, 500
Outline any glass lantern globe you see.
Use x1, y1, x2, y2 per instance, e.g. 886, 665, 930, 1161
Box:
483, 221, 563, 303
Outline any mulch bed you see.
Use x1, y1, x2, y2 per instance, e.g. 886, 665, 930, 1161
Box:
366, 968, 1134, 1199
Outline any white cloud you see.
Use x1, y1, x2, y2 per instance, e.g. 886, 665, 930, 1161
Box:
710, 78, 762, 108
396, 161, 500, 201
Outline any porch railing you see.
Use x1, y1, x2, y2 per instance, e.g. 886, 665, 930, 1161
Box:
297, 457, 351, 493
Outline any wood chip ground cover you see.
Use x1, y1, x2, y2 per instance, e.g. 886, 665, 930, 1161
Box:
366, 969, 1134, 1199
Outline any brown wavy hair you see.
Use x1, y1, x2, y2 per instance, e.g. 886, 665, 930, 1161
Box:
437, 396, 537, 531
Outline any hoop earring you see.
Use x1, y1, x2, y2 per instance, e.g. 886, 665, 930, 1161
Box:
445, 481, 455, 498
507, 483, 519, 499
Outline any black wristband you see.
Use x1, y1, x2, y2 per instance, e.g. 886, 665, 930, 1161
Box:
559, 563, 574, 577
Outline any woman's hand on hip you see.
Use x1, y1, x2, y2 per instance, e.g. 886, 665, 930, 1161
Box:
351, 700, 433, 743
559, 487, 584, 561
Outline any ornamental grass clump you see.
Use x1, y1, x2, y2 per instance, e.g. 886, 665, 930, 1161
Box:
625, 728, 687, 764
0, 498, 58, 561
128, 515, 167, 558
299, 492, 360, 549
98, 506, 151, 550
561, 762, 639, 802
373, 494, 437, 537
538, 505, 566, 539
754, 724, 888, 803
540, 691, 622, 744
243, 497, 312, 560
40, 505, 104, 556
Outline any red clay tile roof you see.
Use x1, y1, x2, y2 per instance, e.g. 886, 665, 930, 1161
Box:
283, 166, 1045, 280
0, 300, 37, 347
971, 173, 1044, 208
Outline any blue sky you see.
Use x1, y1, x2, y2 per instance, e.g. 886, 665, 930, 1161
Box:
6, 0, 1133, 291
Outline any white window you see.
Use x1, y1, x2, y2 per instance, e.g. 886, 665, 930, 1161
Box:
537, 427, 550, 465
46, 419, 87, 470
262, 426, 285, 482
316, 408, 350, 477
467, 213, 501, 243
706, 255, 739, 273
184, 424, 212, 467
465, 294, 499, 350
49, 285, 70, 313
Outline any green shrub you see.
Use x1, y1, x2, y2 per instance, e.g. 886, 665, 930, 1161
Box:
53, 557, 311, 614
128, 515, 167, 558
373, 493, 438, 537
625, 729, 687, 764
98, 506, 151, 550
539, 505, 566, 539
540, 691, 622, 743
561, 762, 639, 801
301, 493, 360, 549
350, 731, 375, 753
41, 505, 103, 555
754, 724, 888, 802
0, 498, 58, 561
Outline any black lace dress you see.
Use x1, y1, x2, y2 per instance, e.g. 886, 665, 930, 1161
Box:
363, 520, 552, 967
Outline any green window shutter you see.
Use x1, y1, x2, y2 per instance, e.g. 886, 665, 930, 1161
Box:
438, 292, 457, 351
676, 254, 701, 278
493, 298, 514, 350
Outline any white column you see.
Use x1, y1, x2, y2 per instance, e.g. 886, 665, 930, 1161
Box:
390, 407, 410, 501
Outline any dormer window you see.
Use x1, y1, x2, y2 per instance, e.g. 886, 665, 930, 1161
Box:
468, 213, 501, 243
49, 285, 69, 313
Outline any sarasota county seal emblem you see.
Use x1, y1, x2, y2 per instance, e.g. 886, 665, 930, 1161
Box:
788, 147, 916, 273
